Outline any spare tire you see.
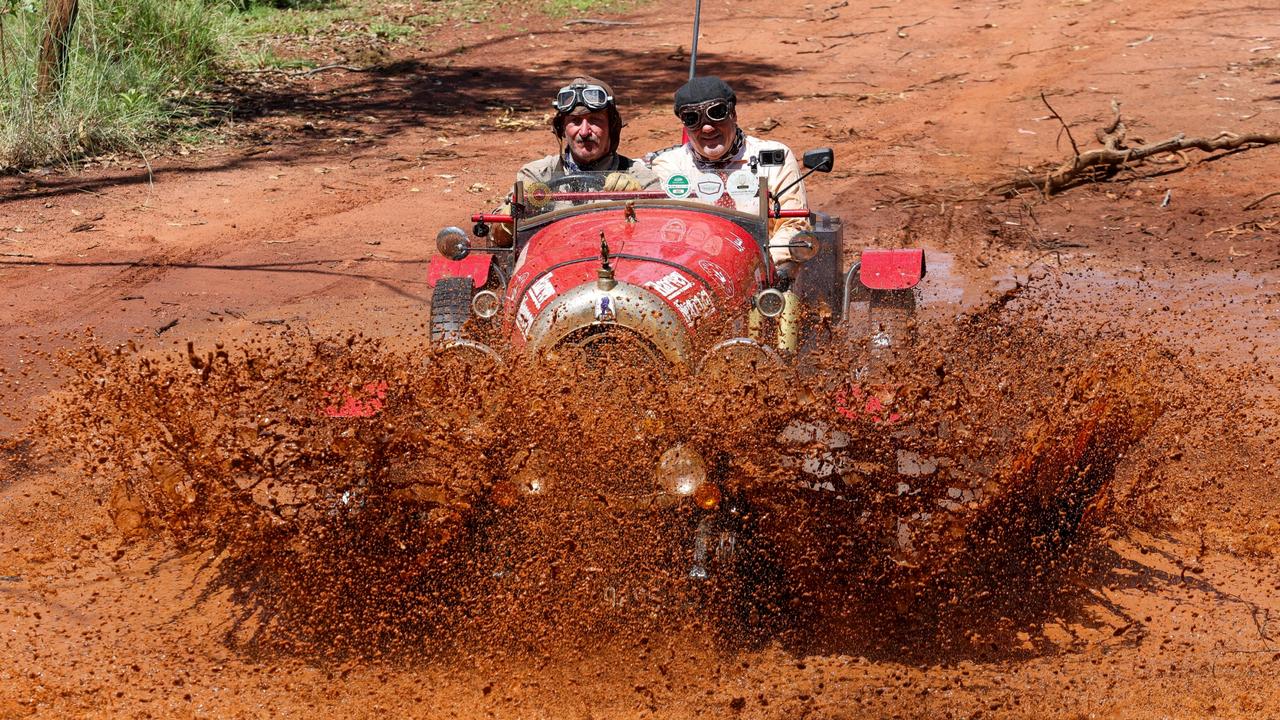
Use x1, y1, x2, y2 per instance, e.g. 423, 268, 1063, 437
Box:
430, 276, 473, 345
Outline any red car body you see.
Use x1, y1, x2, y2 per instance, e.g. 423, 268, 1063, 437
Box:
425, 167, 925, 373
502, 205, 766, 353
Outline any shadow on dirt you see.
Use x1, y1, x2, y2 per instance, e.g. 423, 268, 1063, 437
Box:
193, 530, 475, 662
0, 439, 43, 492
0, 257, 430, 303
0, 51, 790, 204
216, 51, 791, 131
781, 533, 1260, 665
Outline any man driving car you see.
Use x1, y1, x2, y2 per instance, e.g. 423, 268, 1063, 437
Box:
492, 76, 657, 245
521, 76, 655, 186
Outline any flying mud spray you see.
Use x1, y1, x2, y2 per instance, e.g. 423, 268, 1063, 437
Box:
25, 287, 1219, 659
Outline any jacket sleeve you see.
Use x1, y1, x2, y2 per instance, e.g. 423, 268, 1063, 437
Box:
515, 156, 557, 188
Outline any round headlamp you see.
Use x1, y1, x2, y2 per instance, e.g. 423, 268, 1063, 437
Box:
755, 288, 786, 318
435, 226, 470, 261
471, 289, 500, 318
654, 444, 707, 497
789, 231, 820, 263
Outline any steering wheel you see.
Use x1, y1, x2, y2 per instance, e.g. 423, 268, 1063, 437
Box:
545, 173, 608, 193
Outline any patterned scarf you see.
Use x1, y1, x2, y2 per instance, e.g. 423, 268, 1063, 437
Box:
690, 128, 747, 170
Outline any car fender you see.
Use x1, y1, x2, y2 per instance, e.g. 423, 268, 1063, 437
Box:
858, 248, 926, 290
427, 254, 491, 288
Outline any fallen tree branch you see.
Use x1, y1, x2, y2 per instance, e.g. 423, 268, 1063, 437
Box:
989, 100, 1280, 197
1006, 43, 1068, 61
563, 19, 638, 27
1040, 91, 1080, 156
1244, 190, 1280, 211
895, 16, 932, 38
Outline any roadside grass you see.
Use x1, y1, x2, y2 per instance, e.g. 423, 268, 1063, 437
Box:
0, 0, 230, 170
0, 0, 646, 171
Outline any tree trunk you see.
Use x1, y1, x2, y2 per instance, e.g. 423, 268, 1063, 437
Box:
36, 0, 78, 99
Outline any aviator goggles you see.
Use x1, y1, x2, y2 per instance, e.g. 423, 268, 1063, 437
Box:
678, 100, 733, 128
553, 83, 613, 113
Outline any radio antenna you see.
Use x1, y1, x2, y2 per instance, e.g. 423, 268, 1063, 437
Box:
688, 0, 702, 81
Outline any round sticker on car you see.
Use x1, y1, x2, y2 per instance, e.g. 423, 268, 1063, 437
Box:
663, 174, 692, 199
694, 172, 725, 200
525, 181, 553, 209
726, 170, 759, 201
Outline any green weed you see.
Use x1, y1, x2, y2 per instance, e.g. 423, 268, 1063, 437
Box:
539, 0, 640, 17
0, 0, 231, 169
235, 3, 359, 38
0, 0, 648, 170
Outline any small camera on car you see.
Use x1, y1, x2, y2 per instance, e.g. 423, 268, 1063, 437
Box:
757, 149, 785, 167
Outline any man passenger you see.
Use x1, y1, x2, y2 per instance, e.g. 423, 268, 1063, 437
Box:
648, 76, 811, 276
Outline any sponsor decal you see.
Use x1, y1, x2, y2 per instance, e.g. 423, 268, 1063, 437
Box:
663, 174, 692, 199
525, 181, 552, 209
674, 288, 716, 324
528, 274, 556, 309
694, 172, 725, 200
726, 169, 759, 201
660, 219, 687, 243
644, 270, 695, 300
697, 259, 735, 298
595, 295, 616, 321
516, 300, 535, 335
507, 270, 531, 301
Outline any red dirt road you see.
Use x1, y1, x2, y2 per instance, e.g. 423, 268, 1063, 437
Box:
2, 0, 1280, 717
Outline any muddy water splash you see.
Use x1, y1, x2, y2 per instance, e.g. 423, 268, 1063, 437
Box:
36, 306, 1177, 658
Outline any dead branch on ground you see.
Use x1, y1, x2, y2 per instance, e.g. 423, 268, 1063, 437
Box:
1244, 191, 1280, 211
234, 64, 367, 77
562, 19, 637, 27
1039, 92, 1080, 157
989, 100, 1280, 198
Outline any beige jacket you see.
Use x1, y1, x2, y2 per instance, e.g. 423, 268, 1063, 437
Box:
648, 135, 810, 262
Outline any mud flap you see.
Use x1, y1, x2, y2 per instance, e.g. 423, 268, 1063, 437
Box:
858, 248, 926, 291
843, 249, 924, 373
868, 288, 917, 369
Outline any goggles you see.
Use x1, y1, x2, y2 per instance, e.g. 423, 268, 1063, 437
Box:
553, 83, 613, 113
678, 100, 733, 128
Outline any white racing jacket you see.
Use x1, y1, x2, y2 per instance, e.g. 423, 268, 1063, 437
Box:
648, 135, 811, 262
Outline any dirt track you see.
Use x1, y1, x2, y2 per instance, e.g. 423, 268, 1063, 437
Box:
2, 0, 1280, 717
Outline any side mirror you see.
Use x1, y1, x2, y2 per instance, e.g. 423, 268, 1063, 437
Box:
436, 226, 471, 261
802, 148, 834, 172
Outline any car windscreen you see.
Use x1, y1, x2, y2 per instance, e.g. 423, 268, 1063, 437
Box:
513, 171, 768, 237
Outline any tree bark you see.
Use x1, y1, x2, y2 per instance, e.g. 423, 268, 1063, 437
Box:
36, 0, 78, 99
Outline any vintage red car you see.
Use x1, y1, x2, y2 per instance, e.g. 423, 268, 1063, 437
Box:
427, 149, 926, 368
420, 150, 929, 630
